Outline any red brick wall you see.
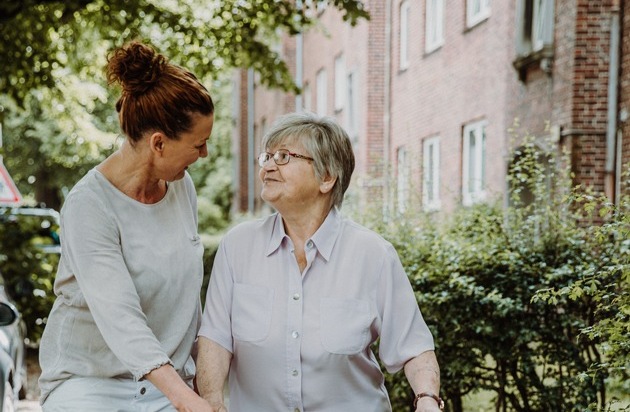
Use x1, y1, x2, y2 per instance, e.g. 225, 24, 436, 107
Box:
390, 1, 517, 213
511, 0, 615, 197
232, 0, 629, 213
568, 1, 613, 194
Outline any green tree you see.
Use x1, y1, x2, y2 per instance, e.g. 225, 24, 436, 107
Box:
0, 0, 369, 104
0, 0, 369, 208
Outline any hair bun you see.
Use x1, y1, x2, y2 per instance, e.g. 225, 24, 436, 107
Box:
106, 41, 167, 95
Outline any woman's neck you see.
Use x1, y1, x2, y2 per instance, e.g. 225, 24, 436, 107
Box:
97, 142, 166, 204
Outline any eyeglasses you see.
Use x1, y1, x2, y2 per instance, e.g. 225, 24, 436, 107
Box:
258, 149, 314, 167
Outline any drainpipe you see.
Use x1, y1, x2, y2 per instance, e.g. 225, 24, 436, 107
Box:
383, 0, 392, 220
605, 2, 620, 202
296, 0, 304, 111
247, 68, 255, 213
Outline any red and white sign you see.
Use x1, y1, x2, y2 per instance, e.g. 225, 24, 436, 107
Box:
0, 162, 22, 206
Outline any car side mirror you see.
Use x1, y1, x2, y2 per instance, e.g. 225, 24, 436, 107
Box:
0, 302, 18, 326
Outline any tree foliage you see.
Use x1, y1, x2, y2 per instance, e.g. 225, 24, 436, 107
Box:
0, 0, 369, 104
0, 0, 369, 209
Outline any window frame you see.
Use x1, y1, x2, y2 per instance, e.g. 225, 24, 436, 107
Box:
422, 135, 441, 211
399, 0, 410, 70
462, 120, 487, 206
397, 146, 409, 214
513, 0, 555, 79
346, 70, 360, 141
334, 54, 345, 111
302, 82, 312, 113
466, 0, 491, 28
425, 0, 445, 53
316, 68, 327, 116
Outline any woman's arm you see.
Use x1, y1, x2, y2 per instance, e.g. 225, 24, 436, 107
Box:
195, 337, 232, 412
145, 364, 212, 412
404, 350, 443, 412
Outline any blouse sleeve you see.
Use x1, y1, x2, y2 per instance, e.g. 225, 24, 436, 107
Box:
60, 192, 172, 379
376, 243, 435, 373
198, 239, 235, 353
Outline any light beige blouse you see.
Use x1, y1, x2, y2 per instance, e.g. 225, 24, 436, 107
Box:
39, 170, 204, 404
199, 209, 435, 412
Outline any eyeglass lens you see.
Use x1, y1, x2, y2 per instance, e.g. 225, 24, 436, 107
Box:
258, 150, 291, 167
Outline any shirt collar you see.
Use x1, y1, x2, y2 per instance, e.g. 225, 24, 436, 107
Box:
265, 208, 342, 261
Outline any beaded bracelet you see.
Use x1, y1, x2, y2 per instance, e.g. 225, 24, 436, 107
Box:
413, 392, 445, 410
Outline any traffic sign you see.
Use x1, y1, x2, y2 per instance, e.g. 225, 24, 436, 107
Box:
0, 162, 22, 206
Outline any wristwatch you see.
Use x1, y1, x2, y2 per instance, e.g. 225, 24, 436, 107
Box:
413, 392, 445, 410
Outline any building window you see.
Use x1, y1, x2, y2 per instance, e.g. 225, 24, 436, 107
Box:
316, 68, 327, 116
462, 120, 487, 206
303, 82, 312, 113
514, 0, 555, 78
425, 0, 444, 53
467, 0, 491, 28
334, 55, 345, 111
397, 146, 409, 213
346, 71, 359, 140
423, 136, 441, 210
400, 0, 410, 69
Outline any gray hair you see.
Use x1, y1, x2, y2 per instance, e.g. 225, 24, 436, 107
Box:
262, 112, 355, 208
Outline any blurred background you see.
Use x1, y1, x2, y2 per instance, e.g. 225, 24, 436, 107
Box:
1, 1, 629, 411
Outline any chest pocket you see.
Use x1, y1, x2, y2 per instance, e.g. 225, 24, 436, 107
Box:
320, 297, 372, 355
232, 283, 274, 342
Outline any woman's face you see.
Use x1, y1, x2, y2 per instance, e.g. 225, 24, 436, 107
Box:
161, 113, 214, 181
259, 140, 323, 212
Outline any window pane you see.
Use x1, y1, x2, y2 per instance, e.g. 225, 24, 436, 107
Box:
316, 69, 327, 116
400, 1, 409, 68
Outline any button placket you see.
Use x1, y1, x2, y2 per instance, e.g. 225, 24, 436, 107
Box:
286, 250, 304, 410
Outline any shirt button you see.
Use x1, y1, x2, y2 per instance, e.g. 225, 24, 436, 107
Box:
292, 331, 299, 339
294, 409, 300, 412
140, 387, 146, 395
292, 293, 300, 300
292, 369, 299, 376
306, 240, 313, 248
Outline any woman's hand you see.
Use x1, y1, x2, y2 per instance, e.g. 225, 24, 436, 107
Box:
145, 364, 215, 411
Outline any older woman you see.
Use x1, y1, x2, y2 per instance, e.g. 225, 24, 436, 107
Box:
197, 112, 443, 412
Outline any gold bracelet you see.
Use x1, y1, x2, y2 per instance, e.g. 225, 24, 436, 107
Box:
413, 392, 445, 410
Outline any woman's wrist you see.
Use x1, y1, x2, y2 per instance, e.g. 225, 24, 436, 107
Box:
413, 391, 444, 410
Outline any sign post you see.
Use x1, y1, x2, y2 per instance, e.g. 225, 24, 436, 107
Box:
0, 123, 23, 206
0, 162, 22, 206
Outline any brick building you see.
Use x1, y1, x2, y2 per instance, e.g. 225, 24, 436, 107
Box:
231, 0, 629, 215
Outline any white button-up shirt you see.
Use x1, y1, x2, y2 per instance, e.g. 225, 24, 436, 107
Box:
199, 209, 434, 411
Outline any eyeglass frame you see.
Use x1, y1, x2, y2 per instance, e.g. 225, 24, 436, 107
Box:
258, 149, 314, 167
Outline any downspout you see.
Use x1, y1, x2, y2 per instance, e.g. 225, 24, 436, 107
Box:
605, 2, 621, 202
383, 0, 392, 220
247, 68, 255, 213
296, 0, 304, 111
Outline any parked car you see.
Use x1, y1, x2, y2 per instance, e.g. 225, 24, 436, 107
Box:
0, 206, 61, 348
0, 275, 26, 412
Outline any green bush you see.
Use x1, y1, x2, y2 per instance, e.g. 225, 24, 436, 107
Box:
356, 139, 628, 411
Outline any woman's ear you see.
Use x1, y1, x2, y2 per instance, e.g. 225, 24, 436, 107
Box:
319, 175, 337, 194
149, 132, 165, 155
